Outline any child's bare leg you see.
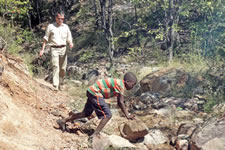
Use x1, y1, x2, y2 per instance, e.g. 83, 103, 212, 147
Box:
62, 111, 87, 123
93, 116, 111, 136
57, 111, 87, 131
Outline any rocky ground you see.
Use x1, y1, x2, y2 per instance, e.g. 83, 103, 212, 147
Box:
0, 53, 93, 150
1, 52, 225, 150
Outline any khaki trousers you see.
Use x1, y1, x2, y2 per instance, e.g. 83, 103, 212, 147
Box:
51, 47, 67, 88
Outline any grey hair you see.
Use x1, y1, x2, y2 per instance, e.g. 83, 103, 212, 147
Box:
55, 11, 65, 17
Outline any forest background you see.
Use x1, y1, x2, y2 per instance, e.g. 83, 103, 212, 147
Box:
0, 0, 224, 112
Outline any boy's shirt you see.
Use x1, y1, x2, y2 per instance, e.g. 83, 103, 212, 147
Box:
87, 78, 125, 98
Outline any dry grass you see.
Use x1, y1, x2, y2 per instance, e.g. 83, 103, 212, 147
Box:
65, 81, 88, 112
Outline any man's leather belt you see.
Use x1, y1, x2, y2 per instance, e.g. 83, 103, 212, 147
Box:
51, 45, 66, 48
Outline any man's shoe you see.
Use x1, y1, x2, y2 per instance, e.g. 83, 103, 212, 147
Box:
52, 85, 59, 91
59, 85, 64, 91
56, 119, 66, 132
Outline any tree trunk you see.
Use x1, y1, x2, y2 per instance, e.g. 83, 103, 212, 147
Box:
35, 0, 41, 24
92, 0, 99, 28
168, 0, 174, 63
4, 0, 7, 11
99, 0, 106, 30
27, 11, 32, 31
99, 0, 114, 66
134, 4, 141, 55
169, 28, 174, 63
108, 0, 114, 64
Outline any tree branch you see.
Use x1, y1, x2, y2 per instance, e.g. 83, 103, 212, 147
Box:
0, 37, 7, 52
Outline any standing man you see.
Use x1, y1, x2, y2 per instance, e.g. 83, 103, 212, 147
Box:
40, 11, 73, 91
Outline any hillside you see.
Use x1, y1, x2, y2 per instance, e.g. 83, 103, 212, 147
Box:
0, 0, 224, 149
0, 53, 91, 150
1, 51, 225, 150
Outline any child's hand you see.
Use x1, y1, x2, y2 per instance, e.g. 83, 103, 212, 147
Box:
127, 114, 135, 120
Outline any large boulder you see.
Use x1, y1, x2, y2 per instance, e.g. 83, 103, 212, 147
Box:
189, 117, 225, 150
175, 123, 198, 150
119, 118, 149, 141
140, 68, 189, 96
92, 133, 136, 150
144, 129, 168, 145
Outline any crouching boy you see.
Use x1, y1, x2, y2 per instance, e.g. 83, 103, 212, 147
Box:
57, 72, 137, 137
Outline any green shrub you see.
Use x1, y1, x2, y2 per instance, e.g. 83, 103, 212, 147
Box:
78, 50, 94, 62
161, 56, 224, 113
202, 63, 225, 112
0, 23, 23, 55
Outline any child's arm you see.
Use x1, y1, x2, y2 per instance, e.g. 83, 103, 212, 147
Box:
117, 93, 135, 120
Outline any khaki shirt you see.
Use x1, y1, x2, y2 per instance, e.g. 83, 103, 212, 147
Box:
43, 23, 72, 46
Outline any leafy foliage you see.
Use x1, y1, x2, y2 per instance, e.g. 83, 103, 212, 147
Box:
188, 0, 225, 59
203, 63, 225, 112
0, 0, 31, 25
0, 23, 22, 55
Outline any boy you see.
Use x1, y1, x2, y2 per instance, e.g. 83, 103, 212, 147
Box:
57, 72, 137, 137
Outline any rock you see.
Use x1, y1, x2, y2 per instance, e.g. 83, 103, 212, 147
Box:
81, 69, 101, 85
119, 118, 148, 141
175, 138, 189, 150
153, 105, 175, 117
139, 92, 160, 104
213, 102, 225, 114
144, 129, 168, 145
0, 65, 4, 76
147, 144, 174, 150
156, 97, 202, 112
132, 99, 148, 110
71, 80, 82, 86
82, 69, 99, 80
92, 133, 136, 150
201, 137, 225, 150
0, 54, 4, 77
140, 68, 189, 96
193, 118, 204, 124
189, 117, 225, 150
67, 65, 82, 78
134, 143, 149, 150
177, 123, 198, 137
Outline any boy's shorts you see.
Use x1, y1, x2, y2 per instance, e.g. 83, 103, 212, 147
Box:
83, 91, 112, 119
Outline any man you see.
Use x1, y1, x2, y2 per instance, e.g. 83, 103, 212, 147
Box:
40, 11, 73, 91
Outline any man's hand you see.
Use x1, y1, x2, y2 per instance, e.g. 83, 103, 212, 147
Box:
40, 40, 47, 57
126, 114, 135, 120
39, 49, 44, 57
69, 43, 74, 49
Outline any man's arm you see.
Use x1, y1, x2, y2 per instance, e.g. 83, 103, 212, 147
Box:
40, 24, 51, 57
117, 93, 135, 120
66, 26, 73, 49
40, 39, 47, 57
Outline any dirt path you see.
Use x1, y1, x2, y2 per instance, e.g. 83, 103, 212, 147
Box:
0, 54, 91, 150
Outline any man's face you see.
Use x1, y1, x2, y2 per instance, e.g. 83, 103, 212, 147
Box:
56, 14, 64, 26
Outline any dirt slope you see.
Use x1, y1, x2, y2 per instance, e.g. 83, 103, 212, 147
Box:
0, 53, 90, 150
